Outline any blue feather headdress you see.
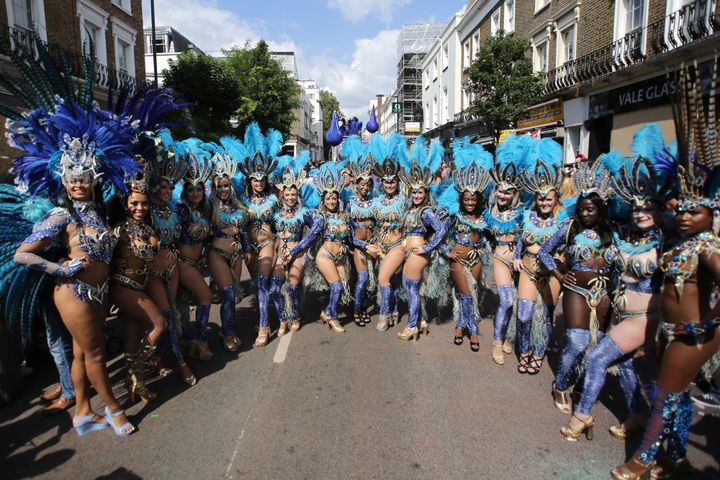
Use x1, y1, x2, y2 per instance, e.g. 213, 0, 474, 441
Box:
343, 135, 373, 184
312, 162, 346, 197
399, 135, 444, 192
452, 136, 493, 170
175, 138, 213, 187
518, 137, 563, 199
237, 122, 281, 180
370, 133, 407, 181
274, 150, 310, 191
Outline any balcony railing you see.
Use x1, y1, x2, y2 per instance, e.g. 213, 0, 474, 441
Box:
0, 23, 145, 96
542, 0, 718, 94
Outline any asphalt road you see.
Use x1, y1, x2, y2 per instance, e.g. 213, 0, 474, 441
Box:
1, 290, 718, 480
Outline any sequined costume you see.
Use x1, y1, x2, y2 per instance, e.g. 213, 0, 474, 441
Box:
347, 193, 376, 320
247, 192, 279, 329
111, 219, 158, 292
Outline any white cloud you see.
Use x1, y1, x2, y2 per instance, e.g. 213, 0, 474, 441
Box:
327, 0, 413, 23
306, 29, 400, 119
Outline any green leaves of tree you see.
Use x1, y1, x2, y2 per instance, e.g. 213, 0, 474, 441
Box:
466, 31, 543, 143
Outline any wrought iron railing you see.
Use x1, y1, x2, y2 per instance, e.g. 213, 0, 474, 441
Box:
0, 23, 145, 94
542, 0, 718, 93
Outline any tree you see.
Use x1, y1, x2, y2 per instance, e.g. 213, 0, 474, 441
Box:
319, 89, 342, 159
224, 40, 300, 136
466, 31, 544, 144
163, 51, 240, 141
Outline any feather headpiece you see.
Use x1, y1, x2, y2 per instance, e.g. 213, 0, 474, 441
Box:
453, 161, 491, 195
612, 156, 659, 208
573, 161, 614, 201
490, 162, 519, 192
452, 136, 493, 170
313, 163, 345, 196
212, 151, 237, 180
399, 136, 444, 191
237, 122, 281, 180
175, 138, 213, 186
274, 150, 310, 191
342, 135, 373, 183
126, 157, 150, 195
518, 159, 562, 199
370, 133, 406, 181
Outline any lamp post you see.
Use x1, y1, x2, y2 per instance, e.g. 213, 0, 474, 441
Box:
150, 0, 158, 87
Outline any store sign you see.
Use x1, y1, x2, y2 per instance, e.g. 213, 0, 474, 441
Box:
404, 121, 421, 133
590, 75, 677, 119
516, 99, 563, 130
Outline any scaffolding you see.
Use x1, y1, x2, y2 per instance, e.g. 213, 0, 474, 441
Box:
395, 23, 446, 136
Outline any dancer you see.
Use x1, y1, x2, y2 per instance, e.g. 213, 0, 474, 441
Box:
513, 139, 565, 374
487, 137, 524, 365
176, 145, 214, 360
397, 137, 448, 341
561, 154, 663, 442
611, 61, 720, 480
272, 151, 319, 334
370, 134, 408, 332
146, 143, 196, 386
237, 123, 281, 347
540, 161, 614, 414
12, 105, 139, 436
207, 150, 248, 352
110, 165, 164, 403
344, 136, 378, 326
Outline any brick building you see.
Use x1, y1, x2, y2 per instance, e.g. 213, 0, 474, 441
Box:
0, 0, 146, 171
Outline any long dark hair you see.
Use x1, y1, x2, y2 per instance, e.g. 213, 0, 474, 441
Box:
246, 176, 271, 199
58, 185, 108, 227
569, 193, 613, 248
460, 190, 484, 217
182, 181, 209, 217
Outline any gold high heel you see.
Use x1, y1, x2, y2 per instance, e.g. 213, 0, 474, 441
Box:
609, 413, 647, 441
560, 413, 594, 441
502, 338, 513, 354
492, 340, 505, 365
320, 311, 330, 325
610, 459, 655, 480
125, 352, 157, 403
254, 327, 271, 346
420, 320, 429, 336
328, 319, 345, 333
277, 321, 288, 337
177, 361, 197, 386
397, 326, 419, 341
552, 382, 573, 414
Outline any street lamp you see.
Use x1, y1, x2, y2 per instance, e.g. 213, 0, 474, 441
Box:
150, 0, 158, 86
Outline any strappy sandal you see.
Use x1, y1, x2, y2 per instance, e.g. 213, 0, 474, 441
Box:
104, 406, 135, 436
453, 328, 464, 345
221, 334, 239, 352
517, 353, 530, 374
469, 335, 480, 352
526, 356, 543, 375
178, 361, 197, 386
353, 312, 364, 326
73, 413, 108, 436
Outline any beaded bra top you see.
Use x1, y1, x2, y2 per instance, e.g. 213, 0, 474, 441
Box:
247, 194, 279, 228
567, 228, 604, 270
483, 206, 522, 237
274, 206, 310, 243
348, 195, 375, 224
661, 232, 720, 298
178, 204, 210, 245
322, 212, 349, 242
150, 203, 181, 249
452, 213, 487, 248
520, 210, 560, 247
213, 202, 247, 237
112, 219, 157, 277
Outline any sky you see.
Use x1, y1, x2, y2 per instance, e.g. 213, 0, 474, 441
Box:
141, 0, 462, 120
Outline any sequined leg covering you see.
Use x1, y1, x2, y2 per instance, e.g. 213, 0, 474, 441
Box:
402, 276, 421, 329
493, 284, 515, 340
269, 276, 286, 323
575, 336, 627, 414
534, 304, 554, 357
617, 355, 642, 414
460, 294, 477, 335
453, 292, 464, 330
555, 328, 591, 391
355, 270, 369, 313
379, 285, 392, 316
325, 281, 343, 320
195, 304, 211, 342
162, 309, 183, 362
220, 285, 236, 337
634, 387, 678, 464
516, 299, 535, 353
287, 283, 301, 320
666, 391, 692, 462
256, 275, 270, 328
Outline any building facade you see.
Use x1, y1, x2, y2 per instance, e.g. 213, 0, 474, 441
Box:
298, 79, 324, 163
144, 26, 204, 85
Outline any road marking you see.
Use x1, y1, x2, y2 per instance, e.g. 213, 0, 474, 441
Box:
273, 331, 293, 363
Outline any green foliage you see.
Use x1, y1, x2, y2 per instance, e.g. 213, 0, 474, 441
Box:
163, 51, 239, 141
319, 89, 342, 159
466, 31, 544, 143
224, 40, 300, 136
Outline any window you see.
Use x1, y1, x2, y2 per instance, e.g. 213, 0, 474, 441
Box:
534, 41, 549, 72
442, 43, 449, 71
117, 40, 129, 73
463, 88, 470, 110
432, 96, 438, 127
77, 0, 108, 65
12, 0, 32, 29
111, 0, 131, 13
625, 0, 644, 33
111, 17, 136, 77
504, 0, 515, 33
491, 9, 501, 36
432, 57, 438, 80
613, 0, 647, 58
471, 33, 480, 61
442, 87, 448, 124
463, 40, 471, 68
535, 0, 550, 13
6, 0, 47, 40
560, 26, 575, 64
425, 102, 430, 130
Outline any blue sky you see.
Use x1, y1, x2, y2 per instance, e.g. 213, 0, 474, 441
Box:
142, 0, 461, 118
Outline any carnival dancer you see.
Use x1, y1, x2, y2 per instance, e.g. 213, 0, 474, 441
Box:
396, 137, 449, 341
271, 151, 320, 335
11, 104, 139, 436
283, 164, 351, 333
611, 61, 720, 480
561, 152, 663, 442
487, 136, 524, 364
175, 143, 214, 360
540, 161, 614, 414
370, 133, 409, 331
109, 164, 164, 403
206, 148, 248, 352
512, 138, 565, 374
343, 136, 378, 326
440, 138, 493, 350
237, 123, 281, 347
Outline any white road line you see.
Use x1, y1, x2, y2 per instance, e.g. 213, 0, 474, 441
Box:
272, 330, 293, 363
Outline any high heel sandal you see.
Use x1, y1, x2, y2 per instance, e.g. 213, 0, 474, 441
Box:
353, 312, 364, 327
525, 356, 543, 375
420, 319, 429, 336
469, 335, 479, 352
328, 319, 345, 333
290, 319, 301, 331
221, 333, 239, 352
517, 353, 530, 374
73, 413, 109, 436
453, 327, 464, 345
277, 321, 288, 337
177, 361, 197, 386
502, 338, 513, 354
560, 413, 594, 441
125, 373, 157, 403
397, 326, 419, 341
320, 311, 330, 325
104, 406, 136, 436
254, 326, 271, 346
609, 413, 647, 441
552, 382, 573, 414
610, 458, 656, 480
362, 311, 371, 325
492, 340, 505, 364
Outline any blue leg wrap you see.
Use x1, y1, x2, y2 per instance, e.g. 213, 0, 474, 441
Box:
634, 387, 686, 464
516, 298, 535, 353
256, 275, 270, 328
493, 284, 514, 340
379, 285, 392, 315
195, 304, 211, 342
617, 355, 641, 413
288, 283, 301, 320
269, 276, 286, 322
162, 308, 183, 362
402, 276, 421, 328
220, 285, 235, 337
461, 294, 477, 335
555, 328, 590, 391
666, 391, 692, 461
575, 335, 626, 414
326, 281, 343, 320
535, 304, 554, 357
355, 270, 369, 312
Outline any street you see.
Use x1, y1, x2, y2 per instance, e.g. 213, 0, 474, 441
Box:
1, 291, 718, 480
